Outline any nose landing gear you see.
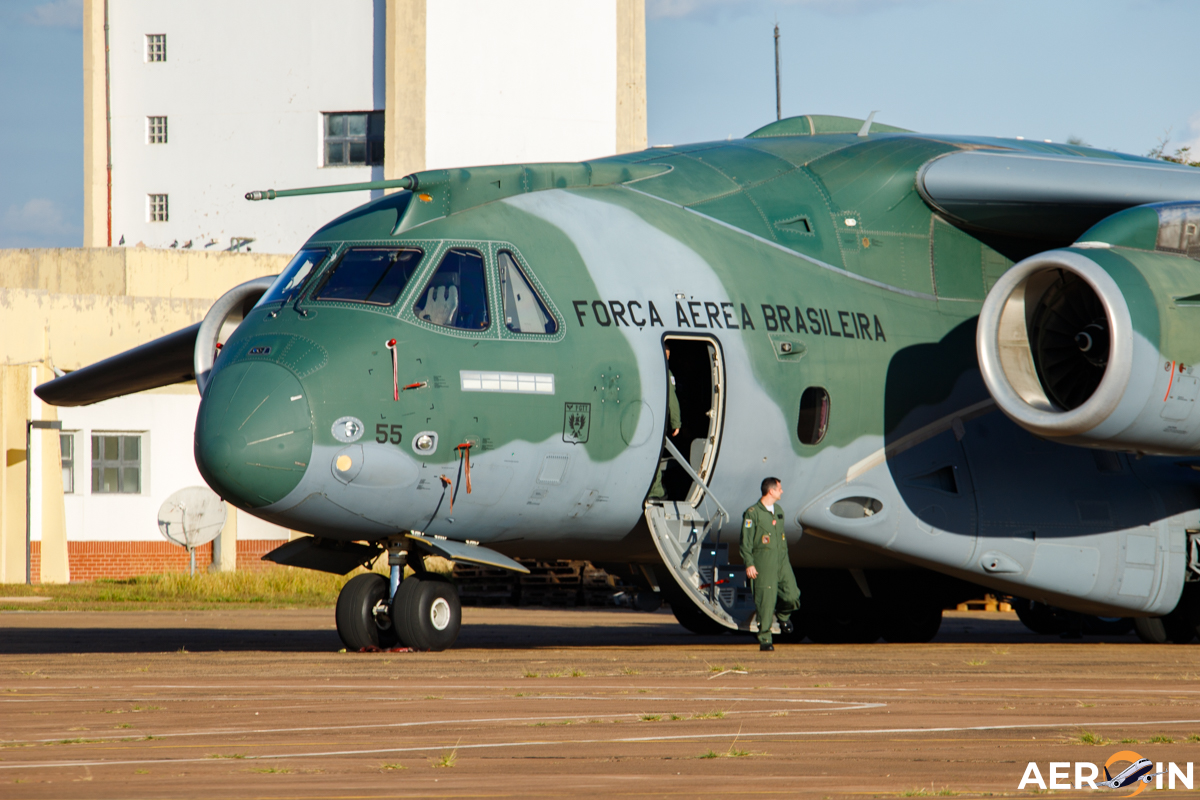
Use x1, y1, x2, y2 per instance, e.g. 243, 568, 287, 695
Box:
333, 561, 463, 652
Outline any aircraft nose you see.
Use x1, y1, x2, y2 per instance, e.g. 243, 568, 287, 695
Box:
194, 360, 313, 509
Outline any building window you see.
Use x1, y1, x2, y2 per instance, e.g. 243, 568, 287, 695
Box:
146, 34, 166, 62
60, 433, 75, 494
324, 112, 384, 166
147, 116, 167, 144
92, 434, 141, 494
148, 194, 168, 222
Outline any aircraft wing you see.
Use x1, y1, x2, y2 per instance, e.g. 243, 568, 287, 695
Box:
917, 149, 1200, 243
35, 323, 200, 407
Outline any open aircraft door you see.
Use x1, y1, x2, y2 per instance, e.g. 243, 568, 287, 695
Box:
643, 336, 760, 633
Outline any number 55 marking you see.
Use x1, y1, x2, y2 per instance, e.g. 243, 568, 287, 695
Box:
375, 423, 403, 444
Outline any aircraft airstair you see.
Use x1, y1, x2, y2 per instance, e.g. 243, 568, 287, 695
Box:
644, 439, 766, 633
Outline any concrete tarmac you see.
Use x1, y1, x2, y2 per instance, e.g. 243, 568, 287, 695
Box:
1, 607, 1197, 799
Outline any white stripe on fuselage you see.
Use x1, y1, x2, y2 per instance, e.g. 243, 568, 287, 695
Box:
503, 189, 796, 519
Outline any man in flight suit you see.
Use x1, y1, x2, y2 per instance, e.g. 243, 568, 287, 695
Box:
648, 345, 681, 500
741, 477, 800, 651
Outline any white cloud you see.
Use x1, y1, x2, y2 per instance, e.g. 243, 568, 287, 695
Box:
647, 0, 916, 20
23, 0, 82, 28
0, 198, 80, 247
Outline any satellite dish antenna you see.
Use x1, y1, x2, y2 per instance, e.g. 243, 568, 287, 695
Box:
157, 487, 227, 575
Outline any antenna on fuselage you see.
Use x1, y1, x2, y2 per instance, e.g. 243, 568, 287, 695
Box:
774, 22, 782, 121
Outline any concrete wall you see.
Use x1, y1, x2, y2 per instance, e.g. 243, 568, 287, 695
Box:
84, 0, 647, 252
0, 248, 295, 582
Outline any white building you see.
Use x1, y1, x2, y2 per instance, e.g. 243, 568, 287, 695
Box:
83, 0, 648, 252
0, 0, 647, 583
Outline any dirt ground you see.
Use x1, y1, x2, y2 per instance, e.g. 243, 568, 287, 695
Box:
1, 607, 1198, 799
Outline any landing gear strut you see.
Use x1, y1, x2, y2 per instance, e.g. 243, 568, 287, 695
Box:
334, 543, 462, 652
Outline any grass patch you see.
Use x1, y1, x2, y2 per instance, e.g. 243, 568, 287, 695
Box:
0, 563, 451, 611
1120, 738, 1139, 744
641, 714, 661, 722
134, 770, 149, 774
1188, 734, 1200, 743
698, 750, 719, 759
431, 749, 458, 768
250, 767, 290, 774
692, 711, 726, 720
900, 786, 956, 797
1149, 735, 1174, 744
380, 763, 407, 771
620, 667, 640, 676
207, 753, 247, 759
1077, 731, 1106, 745
670, 714, 684, 721
963, 660, 988, 666
571, 669, 586, 678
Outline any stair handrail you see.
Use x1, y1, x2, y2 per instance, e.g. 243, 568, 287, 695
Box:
661, 438, 729, 533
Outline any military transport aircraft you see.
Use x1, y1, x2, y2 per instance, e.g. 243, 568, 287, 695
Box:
39, 114, 1200, 650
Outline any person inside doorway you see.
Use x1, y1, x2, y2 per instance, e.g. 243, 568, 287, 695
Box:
648, 345, 681, 500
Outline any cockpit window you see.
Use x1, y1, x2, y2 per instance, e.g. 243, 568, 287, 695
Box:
310, 247, 423, 306
256, 248, 328, 306
413, 248, 490, 330
498, 250, 557, 334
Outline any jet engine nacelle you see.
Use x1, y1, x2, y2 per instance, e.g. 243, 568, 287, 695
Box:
978, 208, 1200, 455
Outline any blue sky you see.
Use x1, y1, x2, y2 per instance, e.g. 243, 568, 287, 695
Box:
2, 0, 1198, 248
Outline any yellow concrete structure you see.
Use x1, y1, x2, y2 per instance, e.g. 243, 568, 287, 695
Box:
384, 0, 427, 183
0, 248, 289, 582
616, 0, 648, 155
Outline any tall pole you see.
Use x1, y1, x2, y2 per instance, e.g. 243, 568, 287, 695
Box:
774, 23, 781, 121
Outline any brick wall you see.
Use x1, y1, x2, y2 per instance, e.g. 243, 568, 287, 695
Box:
29, 542, 40, 583
22, 538, 291, 582
236, 539, 288, 572
66, 541, 215, 581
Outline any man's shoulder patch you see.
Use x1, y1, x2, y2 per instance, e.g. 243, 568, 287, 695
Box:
744, 519, 753, 528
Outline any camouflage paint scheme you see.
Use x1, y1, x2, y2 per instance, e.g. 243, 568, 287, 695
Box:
195, 115, 1200, 620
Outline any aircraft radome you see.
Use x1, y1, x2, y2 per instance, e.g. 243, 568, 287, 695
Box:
39, 114, 1200, 650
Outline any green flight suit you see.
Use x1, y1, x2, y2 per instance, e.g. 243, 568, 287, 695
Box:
740, 501, 800, 645
648, 370, 681, 499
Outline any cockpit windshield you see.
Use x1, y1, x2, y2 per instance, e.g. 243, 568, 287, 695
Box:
311, 247, 424, 306
255, 248, 328, 307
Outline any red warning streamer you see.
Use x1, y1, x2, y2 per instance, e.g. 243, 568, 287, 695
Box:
456, 443, 473, 495
386, 339, 399, 400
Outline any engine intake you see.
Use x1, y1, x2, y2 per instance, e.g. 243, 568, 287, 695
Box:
978, 235, 1200, 456
979, 249, 1137, 438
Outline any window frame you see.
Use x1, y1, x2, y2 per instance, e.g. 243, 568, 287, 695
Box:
145, 34, 166, 62
411, 246, 492, 332
147, 116, 167, 144
148, 194, 168, 222
797, 387, 831, 445
256, 247, 330, 308
488, 244, 564, 342
90, 433, 146, 495
60, 431, 76, 495
497, 249, 558, 335
305, 245, 425, 308
322, 111, 384, 167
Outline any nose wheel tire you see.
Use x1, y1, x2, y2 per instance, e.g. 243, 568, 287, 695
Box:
335, 573, 399, 650
392, 575, 462, 651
